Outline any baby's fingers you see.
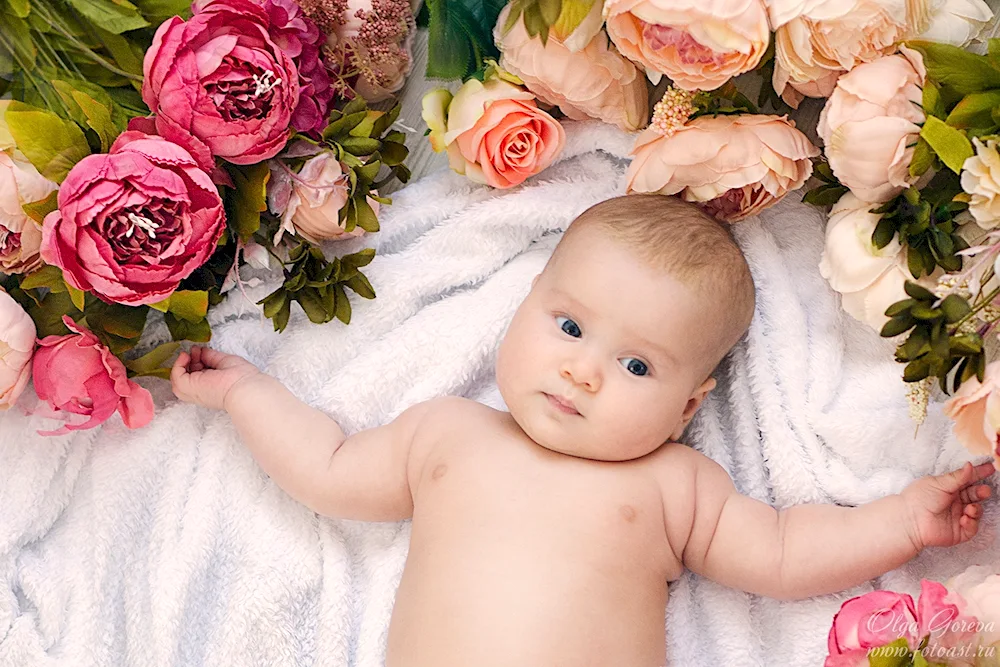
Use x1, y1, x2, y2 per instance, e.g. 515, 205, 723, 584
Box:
960, 482, 992, 506
960, 511, 982, 542
938, 461, 995, 493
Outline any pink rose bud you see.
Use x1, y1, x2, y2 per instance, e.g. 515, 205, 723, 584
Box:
40, 132, 225, 307
32, 317, 154, 436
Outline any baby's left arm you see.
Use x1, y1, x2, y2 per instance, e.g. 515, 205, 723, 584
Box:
678, 456, 994, 600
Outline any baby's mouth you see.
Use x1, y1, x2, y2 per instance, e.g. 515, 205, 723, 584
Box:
544, 392, 580, 416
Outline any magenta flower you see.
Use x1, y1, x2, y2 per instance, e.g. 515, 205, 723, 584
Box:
33, 317, 154, 436
142, 0, 301, 169
40, 132, 225, 306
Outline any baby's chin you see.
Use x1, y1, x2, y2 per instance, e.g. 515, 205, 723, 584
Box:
510, 407, 655, 462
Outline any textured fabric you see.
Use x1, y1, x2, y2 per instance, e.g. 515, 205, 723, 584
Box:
0, 120, 995, 667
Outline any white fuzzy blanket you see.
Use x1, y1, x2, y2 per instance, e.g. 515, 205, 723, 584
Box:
1, 121, 996, 667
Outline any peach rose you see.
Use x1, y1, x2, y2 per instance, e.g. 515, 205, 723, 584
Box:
604, 0, 770, 91
495, 6, 648, 131
0, 287, 35, 409
422, 67, 566, 189
273, 152, 372, 244
767, 0, 923, 107
943, 362, 1000, 467
817, 192, 941, 332
0, 150, 57, 275
817, 50, 926, 204
626, 112, 818, 222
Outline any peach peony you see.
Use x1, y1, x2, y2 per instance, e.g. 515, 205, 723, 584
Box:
817, 50, 926, 204
0, 150, 57, 275
943, 362, 1000, 468
273, 152, 371, 243
0, 287, 35, 409
495, 6, 648, 131
626, 110, 817, 222
767, 0, 923, 107
916, 0, 992, 47
604, 0, 770, 91
422, 67, 566, 189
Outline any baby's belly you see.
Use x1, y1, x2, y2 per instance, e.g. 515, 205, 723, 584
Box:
385, 528, 671, 667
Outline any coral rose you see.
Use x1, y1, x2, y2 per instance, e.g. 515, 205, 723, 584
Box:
943, 361, 1000, 467
422, 68, 566, 189
273, 152, 374, 243
495, 5, 649, 131
604, 0, 770, 91
818, 50, 926, 204
41, 132, 225, 307
825, 590, 920, 667
0, 150, 56, 275
142, 0, 300, 169
961, 138, 1000, 229
818, 192, 940, 331
626, 112, 818, 222
32, 316, 154, 436
0, 288, 35, 409
767, 0, 921, 107
916, 0, 992, 47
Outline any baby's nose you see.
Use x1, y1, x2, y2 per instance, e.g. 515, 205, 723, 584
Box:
560, 356, 601, 391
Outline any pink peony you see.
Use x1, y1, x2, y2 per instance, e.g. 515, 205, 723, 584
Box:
917, 579, 981, 656
273, 152, 372, 243
142, 0, 300, 169
627, 107, 818, 222
943, 361, 1000, 468
32, 316, 153, 436
0, 287, 35, 409
604, 0, 770, 91
0, 150, 57, 275
825, 590, 920, 667
252, 0, 335, 136
817, 49, 926, 203
40, 132, 225, 307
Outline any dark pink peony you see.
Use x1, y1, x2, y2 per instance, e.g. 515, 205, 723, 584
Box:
251, 0, 334, 136
143, 0, 301, 168
825, 590, 919, 667
40, 132, 225, 306
33, 317, 154, 436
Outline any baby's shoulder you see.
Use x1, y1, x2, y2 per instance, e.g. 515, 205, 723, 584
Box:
406, 395, 502, 449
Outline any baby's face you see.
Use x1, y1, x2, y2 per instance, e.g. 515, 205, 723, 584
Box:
496, 228, 717, 461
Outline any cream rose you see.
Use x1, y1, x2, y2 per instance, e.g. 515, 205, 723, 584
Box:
943, 363, 1000, 467
819, 192, 937, 331
961, 138, 1000, 229
946, 565, 1000, 647
422, 67, 566, 189
0, 287, 35, 409
604, 0, 770, 91
495, 5, 648, 131
0, 150, 57, 275
916, 0, 992, 47
274, 152, 371, 244
626, 112, 817, 222
767, 0, 921, 107
817, 50, 926, 204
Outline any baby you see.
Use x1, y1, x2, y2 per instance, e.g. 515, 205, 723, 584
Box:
171, 194, 995, 667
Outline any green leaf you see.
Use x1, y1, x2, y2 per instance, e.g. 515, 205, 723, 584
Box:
165, 312, 212, 342
802, 184, 847, 207
907, 40, 1000, 94
909, 138, 935, 179
355, 160, 381, 184
885, 299, 917, 318
425, 0, 503, 79
131, 0, 192, 20
882, 314, 915, 338
333, 283, 351, 324
125, 341, 180, 376
65, 281, 86, 311
166, 290, 209, 322
922, 81, 946, 120
920, 116, 974, 174
226, 163, 269, 243
88, 302, 147, 339
379, 140, 408, 167
340, 137, 381, 156
371, 104, 401, 138
940, 294, 972, 323
951, 335, 983, 355
21, 190, 59, 224
259, 290, 287, 319
272, 297, 291, 332
873, 216, 897, 250
904, 281, 937, 301
344, 273, 375, 299
6, 0, 30, 18
538, 0, 561, 26
342, 247, 375, 271
26, 291, 79, 337
355, 197, 380, 232
903, 358, 932, 383
63, 0, 149, 34
19, 264, 66, 291
551, 0, 594, 39
5, 101, 90, 183
946, 90, 1000, 130
297, 287, 329, 324
93, 26, 145, 82
0, 12, 36, 72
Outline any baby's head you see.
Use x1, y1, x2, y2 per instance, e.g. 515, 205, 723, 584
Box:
496, 194, 755, 461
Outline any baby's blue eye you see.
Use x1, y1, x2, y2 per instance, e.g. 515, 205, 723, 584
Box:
622, 358, 648, 376
555, 316, 581, 338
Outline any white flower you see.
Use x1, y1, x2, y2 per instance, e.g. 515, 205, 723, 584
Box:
818, 192, 936, 331
961, 138, 1000, 229
916, 0, 992, 46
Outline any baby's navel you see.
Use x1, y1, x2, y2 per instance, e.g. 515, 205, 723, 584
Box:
431, 464, 448, 481
619, 505, 637, 523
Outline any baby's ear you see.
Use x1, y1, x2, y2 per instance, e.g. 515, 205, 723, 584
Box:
670, 377, 716, 440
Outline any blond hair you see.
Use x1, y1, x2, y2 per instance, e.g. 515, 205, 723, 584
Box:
557, 194, 755, 374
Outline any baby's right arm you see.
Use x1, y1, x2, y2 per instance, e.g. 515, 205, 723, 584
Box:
171, 346, 438, 521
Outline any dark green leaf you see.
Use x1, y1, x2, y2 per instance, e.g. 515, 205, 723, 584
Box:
379, 140, 408, 167
356, 160, 381, 184
344, 273, 375, 299
872, 216, 897, 249
19, 264, 66, 291
340, 137, 381, 156
259, 290, 287, 319
950, 334, 983, 355
355, 197, 380, 232
939, 294, 971, 323
125, 341, 180, 376
333, 283, 351, 324
226, 162, 269, 243
342, 247, 375, 270
885, 298, 917, 318
273, 297, 291, 332
922, 81, 946, 119
904, 281, 937, 301
881, 314, 915, 338
297, 287, 329, 324
909, 137, 935, 178
946, 90, 1000, 130
165, 312, 212, 342
903, 358, 931, 382
802, 184, 848, 207
371, 104, 401, 138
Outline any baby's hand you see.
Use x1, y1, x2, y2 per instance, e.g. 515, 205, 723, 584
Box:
901, 461, 995, 550
170, 346, 261, 411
